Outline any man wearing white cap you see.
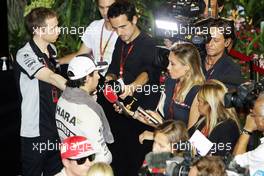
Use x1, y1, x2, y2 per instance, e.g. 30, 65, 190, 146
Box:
56, 135, 99, 176
55, 55, 114, 164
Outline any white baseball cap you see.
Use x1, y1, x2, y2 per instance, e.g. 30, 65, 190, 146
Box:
67, 55, 108, 80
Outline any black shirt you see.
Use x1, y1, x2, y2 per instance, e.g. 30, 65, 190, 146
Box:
202, 52, 243, 89
107, 32, 160, 109
188, 118, 240, 156
163, 78, 200, 125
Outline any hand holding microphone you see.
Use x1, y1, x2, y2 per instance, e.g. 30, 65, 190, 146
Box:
103, 84, 134, 116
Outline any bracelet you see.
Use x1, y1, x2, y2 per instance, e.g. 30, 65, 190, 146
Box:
241, 128, 253, 136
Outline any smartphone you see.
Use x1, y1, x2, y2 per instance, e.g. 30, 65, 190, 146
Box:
137, 107, 160, 125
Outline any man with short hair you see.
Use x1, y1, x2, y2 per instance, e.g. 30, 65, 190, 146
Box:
202, 18, 242, 89
105, 1, 160, 175
55, 136, 98, 176
233, 94, 264, 175
15, 7, 66, 176
59, 0, 118, 76
55, 55, 114, 164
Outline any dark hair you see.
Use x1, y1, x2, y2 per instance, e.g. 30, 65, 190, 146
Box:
217, 0, 225, 7
25, 7, 57, 35
209, 18, 236, 40
107, 1, 136, 21
66, 71, 94, 88
66, 77, 86, 88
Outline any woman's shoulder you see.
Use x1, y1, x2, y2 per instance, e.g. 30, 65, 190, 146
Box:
213, 118, 240, 134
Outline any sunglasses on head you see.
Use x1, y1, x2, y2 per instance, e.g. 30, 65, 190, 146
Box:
68, 153, 96, 165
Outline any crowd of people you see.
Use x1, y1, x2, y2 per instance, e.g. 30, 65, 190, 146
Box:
14, 0, 264, 176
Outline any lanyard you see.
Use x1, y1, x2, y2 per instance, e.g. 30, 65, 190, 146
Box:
119, 43, 134, 79
41, 55, 59, 103
100, 22, 114, 62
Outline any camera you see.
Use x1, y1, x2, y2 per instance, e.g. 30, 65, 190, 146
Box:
154, 0, 212, 45
138, 141, 196, 176
165, 141, 195, 176
224, 79, 264, 109
223, 154, 249, 176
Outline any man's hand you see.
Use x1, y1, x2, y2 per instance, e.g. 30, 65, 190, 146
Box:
244, 113, 257, 132
119, 84, 135, 100
105, 74, 116, 82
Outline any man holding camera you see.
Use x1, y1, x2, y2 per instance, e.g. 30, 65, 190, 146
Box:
233, 94, 264, 175
55, 55, 114, 164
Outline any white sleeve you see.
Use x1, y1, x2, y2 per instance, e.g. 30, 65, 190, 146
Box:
234, 143, 264, 168
81, 21, 98, 49
16, 49, 45, 78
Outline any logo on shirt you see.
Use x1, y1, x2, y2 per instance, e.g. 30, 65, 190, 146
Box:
24, 54, 37, 70
56, 105, 77, 126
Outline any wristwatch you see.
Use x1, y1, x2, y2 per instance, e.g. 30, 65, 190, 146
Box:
241, 128, 253, 136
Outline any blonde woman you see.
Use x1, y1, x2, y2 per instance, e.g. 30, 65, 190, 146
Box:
86, 162, 114, 176
188, 79, 240, 156
138, 43, 205, 143
138, 42, 205, 128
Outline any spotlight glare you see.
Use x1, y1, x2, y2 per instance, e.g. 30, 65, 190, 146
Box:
155, 20, 179, 31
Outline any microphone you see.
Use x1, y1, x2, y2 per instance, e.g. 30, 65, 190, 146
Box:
145, 152, 173, 169
103, 85, 130, 116
103, 79, 139, 113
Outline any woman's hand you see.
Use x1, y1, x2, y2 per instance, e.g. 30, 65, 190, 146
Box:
145, 110, 164, 124
135, 110, 164, 127
139, 130, 154, 144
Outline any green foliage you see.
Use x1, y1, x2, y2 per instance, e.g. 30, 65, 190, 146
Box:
7, 0, 28, 55
24, 0, 55, 16
222, 0, 264, 26
53, 0, 100, 56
